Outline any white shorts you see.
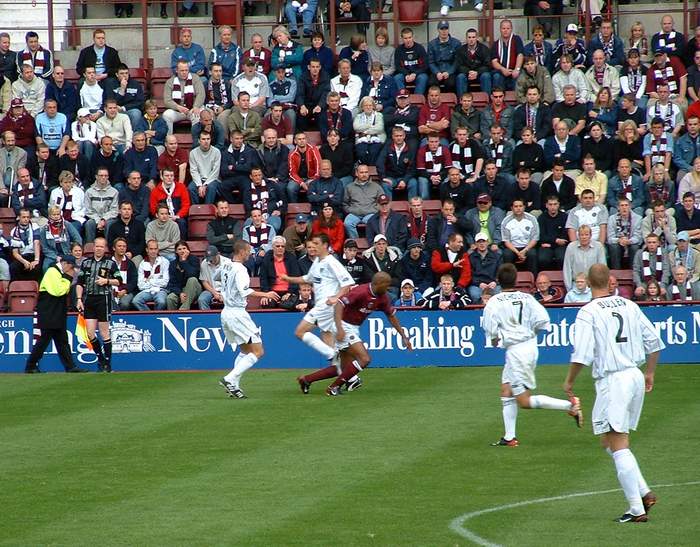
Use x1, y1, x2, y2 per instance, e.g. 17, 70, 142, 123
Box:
502, 338, 538, 396
592, 367, 645, 436
303, 303, 336, 333
336, 321, 362, 351
221, 308, 262, 347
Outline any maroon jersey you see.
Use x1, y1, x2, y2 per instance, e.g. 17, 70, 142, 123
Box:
340, 283, 395, 326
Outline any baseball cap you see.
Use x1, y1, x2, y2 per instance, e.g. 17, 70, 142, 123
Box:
476, 193, 492, 203
654, 48, 666, 56
438, 20, 449, 30
401, 278, 415, 288
566, 23, 578, 34
206, 245, 220, 259
373, 234, 387, 244
295, 213, 309, 223
344, 239, 358, 249
397, 88, 410, 98
377, 194, 390, 205
677, 231, 689, 241
61, 255, 77, 266
77, 107, 90, 118
407, 238, 423, 250
474, 232, 488, 242
10, 98, 23, 107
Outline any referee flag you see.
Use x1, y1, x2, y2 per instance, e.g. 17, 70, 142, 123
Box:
75, 313, 93, 351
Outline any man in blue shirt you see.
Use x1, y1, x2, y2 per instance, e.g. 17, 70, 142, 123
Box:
34, 99, 69, 156
171, 27, 207, 84
208, 26, 242, 83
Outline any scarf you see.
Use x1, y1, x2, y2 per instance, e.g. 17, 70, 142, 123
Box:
490, 142, 504, 168
250, 181, 269, 214
278, 42, 296, 77
408, 215, 427, 242
451, 142, 475, 174
652, 65, 678, 93
629, 36, 648, 55
497, 36, 516, 70
648, 182, 670, 204
55, 191, 74, 221
525, 103, 537, 130
657, 31, 679, 52
533, 42, 545, 66
650, 135, 668, 165
162, 183, 177, 217
20, 46, 45, 75
171, 74, 195, 108
599, 33, 615, 59
248, 48, 266, 73
114, 256, 130, 295
206, 78, 228, 108
143, 260, 162, 278
246, 223, 271, 247
674, 247, 696, 273
615, 213, 632, 257
671, 280, 693, 300
627, 67, 643, 93
10, 223, 34, 252
424, 148, 445, 173
18, 182, 36, 206
326, 109, 343, 133
654, 102, 675, 131
642, 248, 664, 281
619, 177, 633, 201
594, 66, 605, 86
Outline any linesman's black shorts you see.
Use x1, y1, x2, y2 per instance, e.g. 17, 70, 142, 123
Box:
83, 294, 113, 323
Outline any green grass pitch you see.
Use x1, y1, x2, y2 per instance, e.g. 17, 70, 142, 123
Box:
1, 365, 698, 546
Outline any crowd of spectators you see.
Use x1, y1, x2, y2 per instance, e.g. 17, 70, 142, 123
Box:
2, 10, 700, 311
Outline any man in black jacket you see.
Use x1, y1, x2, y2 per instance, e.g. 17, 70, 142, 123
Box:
440, 167, 475, 214
455, 28, 493, 97
308, 160, 344, 214
512, 86, 552, 142
425, 198, 468, 253
107, 200, 146, 262
166, 241, 202, 310
339, 239, 369, 283
25, 255, 86, 373
398, 238, 432, 293
540, 159, 577, 212
258, 235, 301, 304
219, 131, 260, 204
103, 63, 145, 129
376, 126, 417, 200
383, 90, 420, 147
365, 194, 410, 251
537, 195, 568, 270
206, 199, 241, 256
295, 59, 331, 131
76, 29, 122, 81
258, 129, 290, 187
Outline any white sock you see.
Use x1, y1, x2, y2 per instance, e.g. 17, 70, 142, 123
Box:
613, 448, 645, 515
529, 395, 573, 411
301, 332, 335, 360
224, 353, 243, 385
607, 447, 649, 496
347, 375, 358, 382
501, 397, 518, 440
226, 352, 258, 388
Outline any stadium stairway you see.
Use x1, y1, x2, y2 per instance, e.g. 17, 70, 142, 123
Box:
0, 1, 70, 52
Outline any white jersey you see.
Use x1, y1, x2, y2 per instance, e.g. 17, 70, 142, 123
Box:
571, 296, 665, 380
221, 261, 253, 310
303, 254, 355, 303
482, 290, 550, 347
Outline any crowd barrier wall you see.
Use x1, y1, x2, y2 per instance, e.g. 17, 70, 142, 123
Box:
0, 305, 697, 372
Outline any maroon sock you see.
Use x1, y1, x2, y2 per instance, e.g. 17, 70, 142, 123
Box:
304, 365, 338, 384
330, 360, 363, 389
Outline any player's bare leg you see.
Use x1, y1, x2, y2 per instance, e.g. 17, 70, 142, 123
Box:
220, 342, 263, 399
603, 431, 653, 522
326, 342, 370, 396
86, 318, 108, 372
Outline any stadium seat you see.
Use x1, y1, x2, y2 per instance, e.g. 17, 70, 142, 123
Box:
471, 92, 489, 109
82, 242, 95, 258
541, 270, 564, 288
389, 200, 409, 215
249, 276, 260, 289
440, 92, 457, 109
174, 133, 193, 147
149, 67, 172, 84
63, 68, 80, 84
305, 131, 322, 146
610, 269, 634, 298
409, 94, 425, 107
285, 203, 311, 226
7, 280, 38, 313
367, 165, 379, 180
188, 218, 210, 240
189, 204, 216, 220
504, 91, 517, 106
398, 0, 428, 24
247, 295, 264, 310
422, 200, 442, 217
129, 68, 148, 92
187, 240, 209, 258
0, 207, 16, 224
515, 271, 535, 292
355, 237, 369, 251
227, 203, 246, 221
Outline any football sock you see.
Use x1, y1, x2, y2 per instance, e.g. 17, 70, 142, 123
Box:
225, 352, 258, 388
628, 451, 651, 497
501, 397, 518, 440
90, 338, 104, 360
529, 395, 572, 411
305, 365, 338, 384
613, 448, 645, 515
103, 338, 112, 364
330, 360, 363, 388
224, 353, 243, 385
301, 332, 335, 360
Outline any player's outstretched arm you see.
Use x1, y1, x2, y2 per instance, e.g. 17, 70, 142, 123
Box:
388, 314, 412, 351
644, 350, 660, 393
250, 290, 281, 301
563, 363, 584, 397
279, 274, 307, 285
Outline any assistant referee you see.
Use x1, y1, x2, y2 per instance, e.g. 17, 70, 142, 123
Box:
75, 237, 121, 372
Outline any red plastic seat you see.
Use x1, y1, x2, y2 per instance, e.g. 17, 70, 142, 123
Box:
187, 240, 209, 258
422, 199, 442, 217
471, 92, 489, 109
285, 203, 311, 227
8, 280, 38, 313
515, 271, 535, 293
440, 92, 457, 109
228, 203, 246, 221
408, 94, 425, 107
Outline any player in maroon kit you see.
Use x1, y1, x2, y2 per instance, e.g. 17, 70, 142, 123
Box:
297, 272, 413, 396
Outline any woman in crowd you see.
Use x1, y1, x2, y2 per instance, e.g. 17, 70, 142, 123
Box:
311, 202, 345, 255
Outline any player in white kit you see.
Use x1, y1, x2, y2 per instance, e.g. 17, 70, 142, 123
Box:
565, 263, 665, 523
483, 263, 583, 447
280, 233, 357, 391
218, 240, 281, 399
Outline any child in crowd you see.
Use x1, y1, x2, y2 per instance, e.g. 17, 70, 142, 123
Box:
71, 107, 98, 161
564, 272, 592, 303
394, 278, 423, 307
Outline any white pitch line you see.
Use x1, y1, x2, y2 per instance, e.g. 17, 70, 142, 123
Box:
449, 480, 700, 547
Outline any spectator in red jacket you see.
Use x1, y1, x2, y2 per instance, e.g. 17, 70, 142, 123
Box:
288, 131, 322, 203
311, 201, 345, 255
150, 166, 191, 238
430, 231, 472, 288
0, 98, 37, 154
